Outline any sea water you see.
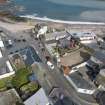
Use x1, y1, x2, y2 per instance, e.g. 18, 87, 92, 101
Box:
14, 0, 105, 22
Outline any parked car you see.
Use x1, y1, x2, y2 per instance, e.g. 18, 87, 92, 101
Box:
9, 52, 13, 54
47, 61, 54, 70
17, 39, 21, 42
22, 39, 26, 42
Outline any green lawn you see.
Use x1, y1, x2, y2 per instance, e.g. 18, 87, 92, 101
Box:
20, 82, 39, 93
12, 67, 40, 98
12, 68, 32, 88
0, 76, 13, 91
0, 67, 39, 95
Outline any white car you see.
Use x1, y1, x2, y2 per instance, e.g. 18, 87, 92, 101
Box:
8, 40, 12, 45
47, 61, 54, 70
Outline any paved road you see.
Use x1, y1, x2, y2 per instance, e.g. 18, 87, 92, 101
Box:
0, 28, 98, 105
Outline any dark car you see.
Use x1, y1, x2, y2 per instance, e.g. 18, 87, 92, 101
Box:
9, 52, 13, 54
17, 39, 21, 42
22, 39, 26, 42
0, 30, 3, 33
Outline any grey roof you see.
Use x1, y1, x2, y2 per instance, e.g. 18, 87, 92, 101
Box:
83, 41, 98, 49
0, 89, 22, 105
92, 51, 105, 63
83, 41, 105, 63
70, 32, 95, 38
45, 31, 70, 41
20, 46, 42, 66
0, 63, 10, 75
69, 71, 95, 89
24, 88, 51, 105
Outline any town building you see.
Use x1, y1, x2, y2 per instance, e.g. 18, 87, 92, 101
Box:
95, 69, 105, 91
65, 71, 96, 94
0, 89, 23, 105
49, 87, 77, 105
68, 30, 96, 43
37, 26, 48, 38
45, 31, 71, 42
19, 46, 42, 66
24, 88, 53, 105
9, 46, 42, 68
0, 60, 15, 79
87, 50, 105, 70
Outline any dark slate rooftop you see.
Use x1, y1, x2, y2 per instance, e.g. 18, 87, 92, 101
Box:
92, 50, 105, 63
69, 71, 95, 89
0, 63, 10, 75
20, 46, 42, 66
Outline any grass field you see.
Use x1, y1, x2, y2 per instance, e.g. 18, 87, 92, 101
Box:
12, 67, 32, 88
0, 76, 13, 91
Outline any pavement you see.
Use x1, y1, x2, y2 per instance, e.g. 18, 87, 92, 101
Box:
0, 27, 98, 105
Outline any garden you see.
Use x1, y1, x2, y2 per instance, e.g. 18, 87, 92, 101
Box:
0, 67, 40, 100
12, 67, 40, 100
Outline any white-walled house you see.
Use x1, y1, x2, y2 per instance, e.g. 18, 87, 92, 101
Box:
68, 31, 96, 44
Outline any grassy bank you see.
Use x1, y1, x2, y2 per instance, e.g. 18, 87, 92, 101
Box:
0, 11, 27, 22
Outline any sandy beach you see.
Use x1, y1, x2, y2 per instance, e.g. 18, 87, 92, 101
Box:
0, 20, 34, 32
0, 16, 105, 35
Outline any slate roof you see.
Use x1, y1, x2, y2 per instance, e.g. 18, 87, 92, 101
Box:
69, 71, 95, 89
20, 46, 42, 66
92, 51, 105, 63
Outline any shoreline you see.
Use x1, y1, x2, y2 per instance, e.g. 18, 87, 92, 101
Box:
0, 13, 105, 33
21, 15, 105, 25
0, 11, 105, 26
